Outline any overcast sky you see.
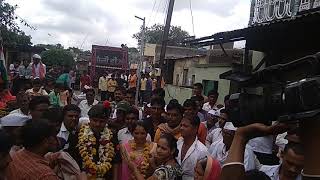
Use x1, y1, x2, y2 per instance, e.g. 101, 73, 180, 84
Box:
7, 0, 251, 50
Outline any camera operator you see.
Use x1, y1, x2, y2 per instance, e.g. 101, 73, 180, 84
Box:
220, 120, 320, 180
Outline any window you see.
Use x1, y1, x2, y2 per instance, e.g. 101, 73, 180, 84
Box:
176, 74, 180, 86
202, 80, 219, 96
183, 69, 188, 86
192, 75, 195, 85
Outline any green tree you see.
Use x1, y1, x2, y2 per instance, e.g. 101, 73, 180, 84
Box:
41, 48, 75, 68
0, 0, 33, 47
133, 24, 191, 47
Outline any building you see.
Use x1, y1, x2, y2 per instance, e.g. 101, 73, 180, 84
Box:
144, 43, 206, 66
4, 45, 45, 68
164, 48, 244, 104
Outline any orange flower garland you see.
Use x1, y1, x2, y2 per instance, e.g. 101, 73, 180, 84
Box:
78, 124, 114, 178
129, 141, 151, 176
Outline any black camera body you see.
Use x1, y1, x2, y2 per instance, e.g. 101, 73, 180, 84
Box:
224, 53, 320, 127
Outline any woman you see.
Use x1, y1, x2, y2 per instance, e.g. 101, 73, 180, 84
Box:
194, 155, 221, 180
129, 134, 183, 180
120, 121, 156, 180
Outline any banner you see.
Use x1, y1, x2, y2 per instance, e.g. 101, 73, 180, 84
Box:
249, 0, 320, 26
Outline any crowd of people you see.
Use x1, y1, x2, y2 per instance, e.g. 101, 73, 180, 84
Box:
0, 54, 310, 180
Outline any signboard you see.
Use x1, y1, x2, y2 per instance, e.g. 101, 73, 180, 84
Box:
91, 45, 128, 77
249, 0, 320, 26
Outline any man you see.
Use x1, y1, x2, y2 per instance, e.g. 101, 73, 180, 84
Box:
183, 99, 207, 144
193, 83, 208, 101
111, 86, 126, 119
191, 95, 208, 122
26, 78, 48, 96
202, 90, 219, 112
57, 104, 81, 150
29, 96, 50, 121
209, 122, 257, 171
140, 73, 147, 103
31, 54, 46, 79
248, 134, 277, 165
145, 73, 152, 103
78, 88, 99, 118
206, 109, 228, 147
128, 69, 137, 90
260, 142, 304, 180
10, 91, 31, 118
80, 71, 91, 91
1, 113, 29, 156
143, 97, 166, 141
18, 59, 32, 79
154, 102, 183, 143
205, 109, 219, 134
177, 116, 208, 180
125, 89, 135, 105
107, 74, 118, 101
68, 104, 120, 179
6, 120, 59, 179
99, 72, 108, 101
0, 130, 13, 179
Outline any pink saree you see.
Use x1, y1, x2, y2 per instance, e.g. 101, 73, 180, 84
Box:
119, 142, 155, 180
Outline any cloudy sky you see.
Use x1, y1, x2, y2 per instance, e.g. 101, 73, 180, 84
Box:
7, 0, 251, 50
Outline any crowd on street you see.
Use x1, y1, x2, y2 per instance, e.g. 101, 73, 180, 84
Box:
0, 53, 306, 180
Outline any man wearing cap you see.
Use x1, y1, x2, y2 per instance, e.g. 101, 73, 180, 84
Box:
205, 109, 228, 148
209, 121, 258, 171
31, 54, 46, 79
1, 113, 30, 156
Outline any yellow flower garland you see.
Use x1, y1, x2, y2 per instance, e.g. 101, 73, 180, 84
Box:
129, 141, 151, 176
78, 124, 115, 178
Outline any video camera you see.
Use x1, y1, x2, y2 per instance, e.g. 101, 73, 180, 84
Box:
223, 53, 320, 127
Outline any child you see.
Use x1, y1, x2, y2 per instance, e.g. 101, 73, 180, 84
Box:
48, 83, 61, 107
59, 85, 69, 106
26, 78, 48, 97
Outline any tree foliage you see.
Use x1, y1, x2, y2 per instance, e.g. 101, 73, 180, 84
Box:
41, 48, 75, 68
133, 24, 191, 47
0, 0, 33, 47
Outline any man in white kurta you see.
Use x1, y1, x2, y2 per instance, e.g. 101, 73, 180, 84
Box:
208, 122, 258, 171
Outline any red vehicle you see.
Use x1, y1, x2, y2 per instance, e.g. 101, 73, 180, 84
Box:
90, 45, 129, 87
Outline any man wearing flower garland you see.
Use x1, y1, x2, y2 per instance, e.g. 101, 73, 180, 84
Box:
69, 103, 121, 179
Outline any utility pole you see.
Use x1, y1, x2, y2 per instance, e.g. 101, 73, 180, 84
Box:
134, 16, 145, 106
158, 0, 175, 88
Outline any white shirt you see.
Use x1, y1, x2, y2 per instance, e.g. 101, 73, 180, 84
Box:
176, 137, 208, 180
26, 88, 48, 96
78, 99, 99, 118
117, 127, 151, 144
9, 109, 31, 118
248, 136, 274, 154
57, 122, 72, 150
57, 123, 70, 142
260, 164, 302, 180
202, 102, 218, 112
209, 139, 258, 171
205, 127, 223, 148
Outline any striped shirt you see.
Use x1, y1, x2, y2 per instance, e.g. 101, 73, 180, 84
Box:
5, 149, 59, 180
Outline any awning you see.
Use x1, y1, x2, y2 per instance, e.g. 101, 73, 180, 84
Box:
190, 10, 320, 52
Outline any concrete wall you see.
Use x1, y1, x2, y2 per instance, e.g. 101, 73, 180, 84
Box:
173, 56, 207, 86
167, 63, 231, 105
194, 66, 231, 104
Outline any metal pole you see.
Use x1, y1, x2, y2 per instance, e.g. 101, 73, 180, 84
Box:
135, 16, 145, 106
158, 0, 175, 88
